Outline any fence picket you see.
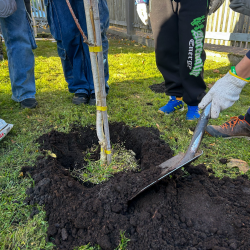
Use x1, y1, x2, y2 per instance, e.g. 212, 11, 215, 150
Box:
31, 0, 250, 48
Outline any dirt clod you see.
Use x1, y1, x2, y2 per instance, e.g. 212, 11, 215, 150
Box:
149, 82, 167, 94
219, 158, 228, 164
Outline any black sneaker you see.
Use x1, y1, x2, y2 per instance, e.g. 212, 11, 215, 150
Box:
89, 93, 96, 106
20, 98, 38, 109
72, 93, 89, 105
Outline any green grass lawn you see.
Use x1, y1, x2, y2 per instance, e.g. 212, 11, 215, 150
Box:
0, 37, 250, 250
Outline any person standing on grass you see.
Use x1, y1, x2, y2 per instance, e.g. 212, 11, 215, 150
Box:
199, 53, 250, 140
136, 0, 225, 120
44, 0, 109, 106
0, 0, 38, 108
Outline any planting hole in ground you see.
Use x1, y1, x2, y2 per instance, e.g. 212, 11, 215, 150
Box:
22, 122, 250, 250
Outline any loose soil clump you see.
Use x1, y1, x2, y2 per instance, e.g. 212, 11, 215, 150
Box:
23, 123, 250, 250
149, 82, 167, 94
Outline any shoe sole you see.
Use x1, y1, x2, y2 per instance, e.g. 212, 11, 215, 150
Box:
206, 131, 250, 140
21, 103, 38, 109
158, 106, 184, 115
72, 98, 88, 105
186, 116, 200, 121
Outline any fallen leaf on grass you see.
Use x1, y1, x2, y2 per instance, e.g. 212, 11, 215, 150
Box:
156, 123, 160, 130
210, 143, 216, 146
19, 172, 23, 177
213, 69, 220, 73
188, 129, 194, 135
227, 159, 249, 173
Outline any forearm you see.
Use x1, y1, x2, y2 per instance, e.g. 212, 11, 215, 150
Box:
235, 54, 250, 79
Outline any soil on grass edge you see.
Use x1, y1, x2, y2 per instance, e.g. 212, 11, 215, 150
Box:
149, 82, 167, 94
22, 122, 250, 250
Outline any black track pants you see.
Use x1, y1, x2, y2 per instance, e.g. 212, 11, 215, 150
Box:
151, 0, 209, 106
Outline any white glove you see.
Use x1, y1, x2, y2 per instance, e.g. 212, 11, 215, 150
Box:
209, 0, 225, 15
198, 71, 249, 118
136, 3, 149, 25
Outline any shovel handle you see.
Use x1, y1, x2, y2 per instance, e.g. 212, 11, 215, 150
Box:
179, 103, 211, 165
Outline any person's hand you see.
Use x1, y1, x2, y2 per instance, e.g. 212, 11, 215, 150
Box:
209, 0, 225, 15
136, 3, 149, 25
198, 71, 249, 118
0, 0, 17, 18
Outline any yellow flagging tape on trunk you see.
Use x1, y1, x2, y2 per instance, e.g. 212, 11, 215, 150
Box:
96, 106, 107, 111
101, 147, 112, 155
89, 46, 103, 53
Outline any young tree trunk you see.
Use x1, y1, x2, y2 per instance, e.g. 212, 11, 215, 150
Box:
83, 0, 112, 165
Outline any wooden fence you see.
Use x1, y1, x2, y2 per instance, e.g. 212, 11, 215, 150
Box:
30, 0, 250, 48
107, 0, 250, 48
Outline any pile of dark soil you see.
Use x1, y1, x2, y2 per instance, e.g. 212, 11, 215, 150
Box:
149, 82, 167, 94
22, 123, 250, 250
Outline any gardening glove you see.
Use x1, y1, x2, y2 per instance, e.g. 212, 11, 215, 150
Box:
0, 0, 17, 18
198, 71, 249, 119
209, 0, 225, 15
136, 1, 149, 25
229, 0, 250, 17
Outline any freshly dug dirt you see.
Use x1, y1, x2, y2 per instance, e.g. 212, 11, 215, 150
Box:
149, 82, 167, 94
23, 123, 250, 250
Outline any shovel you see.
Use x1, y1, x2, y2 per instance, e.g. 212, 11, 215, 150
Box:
129, 103, 211, 201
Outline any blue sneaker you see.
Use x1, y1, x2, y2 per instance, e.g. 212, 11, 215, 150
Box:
158, 96, 184, 115
186, 105, 200, 121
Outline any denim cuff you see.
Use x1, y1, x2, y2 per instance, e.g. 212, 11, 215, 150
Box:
12, 94, 36, 103
135, 0, 149, 5
75, 89, 89, 95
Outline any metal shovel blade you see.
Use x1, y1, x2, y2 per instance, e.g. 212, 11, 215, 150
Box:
128, 150, 203, 201
128, 103, 211, 201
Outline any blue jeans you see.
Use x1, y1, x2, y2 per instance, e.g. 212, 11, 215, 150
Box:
0, 0, 37, 102
45, 0, 109, 95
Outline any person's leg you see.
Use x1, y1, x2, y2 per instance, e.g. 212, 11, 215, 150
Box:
0, 0, 37, 106
205, 109, 250, 140
150, 0, 183, 98
178, 0, 209, 107
45, 0, 92, 103
98, 0, 110, 94
24, 0, 31, 17
245, 107, 250, 123
150, 0, 184, 114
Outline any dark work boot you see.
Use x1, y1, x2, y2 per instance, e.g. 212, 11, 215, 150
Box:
206, 115, 250, 140
20, 98, 38, 109
89, 93, 96, 106
72, 93, 89, 105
